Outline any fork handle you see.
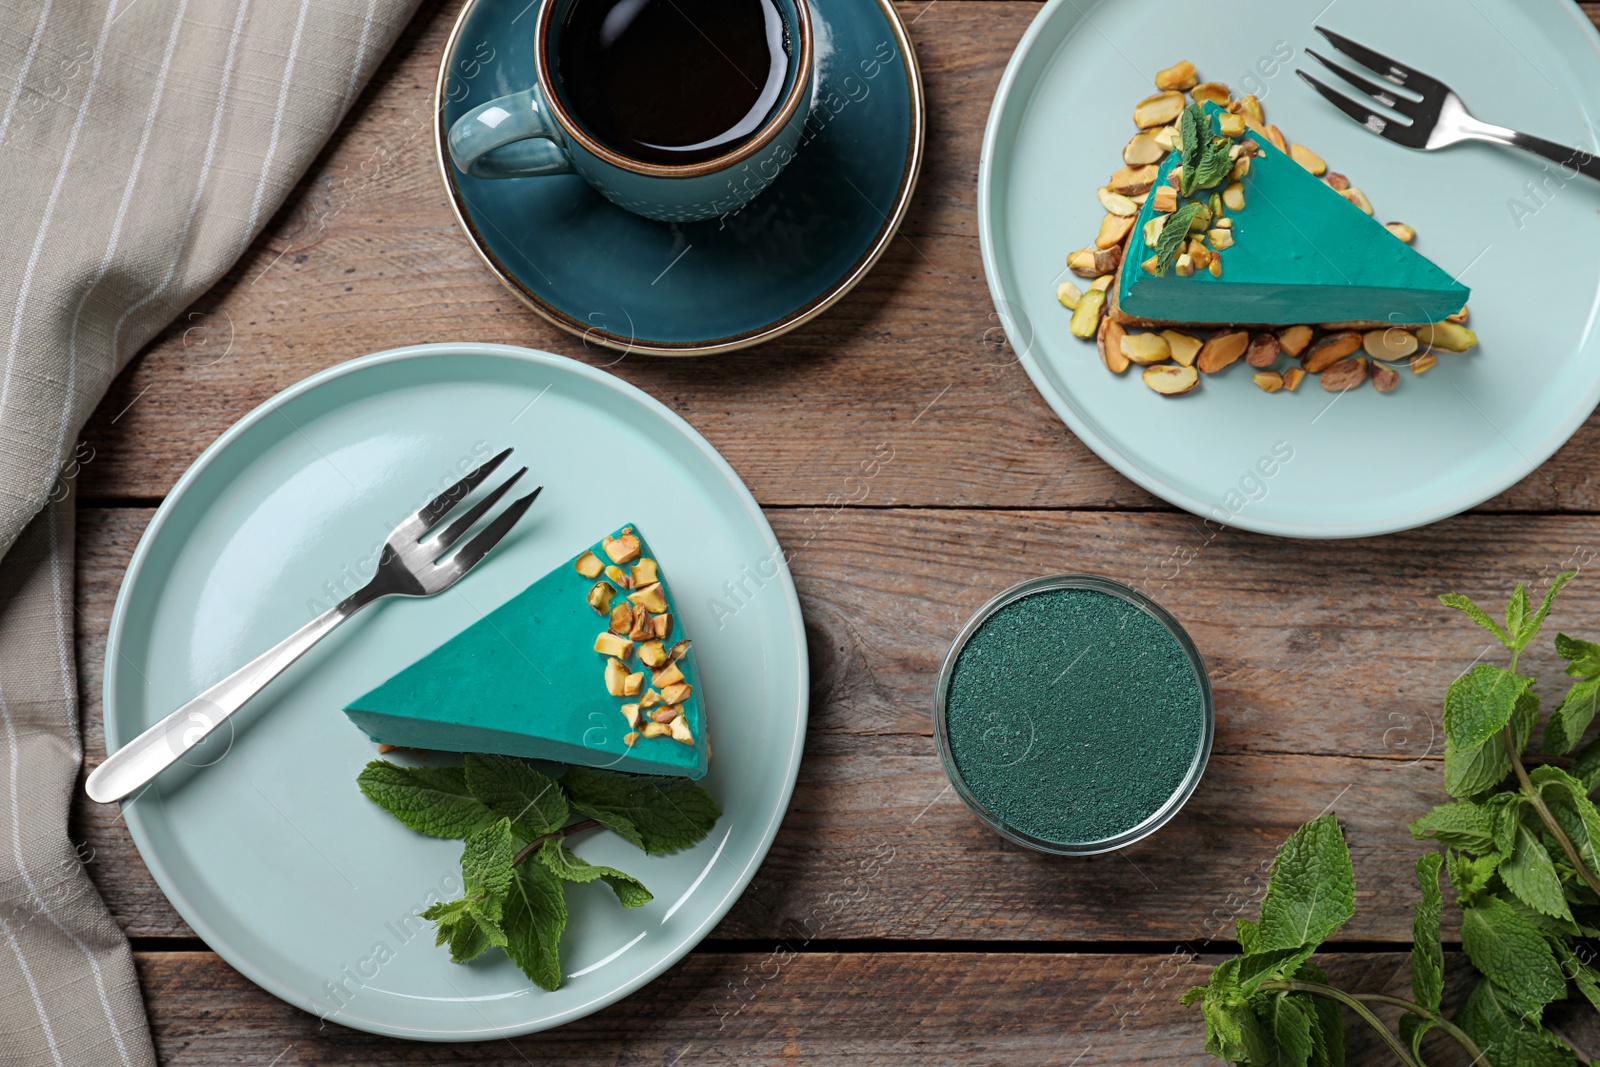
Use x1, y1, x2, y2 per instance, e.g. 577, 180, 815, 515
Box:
85, 597, 370, 804
1504, 131, 1600, 181
1466, 120, 1600, 181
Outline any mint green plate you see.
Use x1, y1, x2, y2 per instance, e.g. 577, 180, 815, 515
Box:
104, 344, 808, 1039
980, 0, 1600, 538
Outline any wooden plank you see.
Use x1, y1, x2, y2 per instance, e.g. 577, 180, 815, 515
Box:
136, 949, 1483, 1065
75, 506, 1600, 941
71, 0, 1600, 514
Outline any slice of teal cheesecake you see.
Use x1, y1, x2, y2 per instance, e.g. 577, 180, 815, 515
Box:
1115, 106, 1469, 327
344, 524, 709, 779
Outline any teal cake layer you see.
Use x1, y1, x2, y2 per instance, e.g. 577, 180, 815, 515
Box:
344, 524, 709, 778
1116, 106, 1469, 326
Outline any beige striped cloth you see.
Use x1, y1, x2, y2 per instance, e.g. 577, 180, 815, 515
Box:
0, 0, 419, 1062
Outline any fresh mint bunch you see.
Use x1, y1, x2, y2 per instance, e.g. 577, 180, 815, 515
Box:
358, 754, 720, 989
1189, 574, 1600, 1066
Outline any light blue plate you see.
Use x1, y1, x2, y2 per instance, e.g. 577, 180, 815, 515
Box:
980, 0, 1600, 538
434, 0, 924, 355
104, 344, 808, 1039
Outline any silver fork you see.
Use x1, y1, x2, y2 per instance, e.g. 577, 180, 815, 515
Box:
86, 447, 541, 805
1299, 26, 1600, 180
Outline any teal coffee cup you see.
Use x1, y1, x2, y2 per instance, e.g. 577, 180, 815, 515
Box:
447, 0, 814, 223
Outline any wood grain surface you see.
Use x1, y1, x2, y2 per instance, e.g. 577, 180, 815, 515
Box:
136, 949, 1491, 1066
69, 0, 1600, 1062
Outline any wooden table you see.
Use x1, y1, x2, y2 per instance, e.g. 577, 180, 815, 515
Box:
69, 1, 1600, 1061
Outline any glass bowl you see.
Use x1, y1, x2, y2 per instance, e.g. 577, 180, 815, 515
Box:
932, 573, 1214, 856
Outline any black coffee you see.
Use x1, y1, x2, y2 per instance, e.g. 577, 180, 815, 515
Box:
557, 0, 790, 167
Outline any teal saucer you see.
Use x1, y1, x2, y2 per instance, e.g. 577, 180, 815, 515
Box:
433, 0, 924, 356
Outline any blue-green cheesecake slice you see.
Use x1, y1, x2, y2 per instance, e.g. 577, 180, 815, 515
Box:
344, 524, 709, 779
1115, 107, 1469, 327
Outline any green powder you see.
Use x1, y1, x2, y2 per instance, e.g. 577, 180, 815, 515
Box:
943, 586, 1207, 846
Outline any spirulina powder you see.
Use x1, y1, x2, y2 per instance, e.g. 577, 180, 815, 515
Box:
942, 586, 1207, 847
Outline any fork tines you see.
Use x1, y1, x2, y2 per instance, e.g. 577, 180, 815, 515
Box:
1297, 26, 1450, 149
400, 446, 541, 567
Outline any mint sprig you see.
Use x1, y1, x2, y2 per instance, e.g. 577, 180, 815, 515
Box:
1189, 573, 1600, 1066
1152, 202, 1202, 276
361, 756, 720, 990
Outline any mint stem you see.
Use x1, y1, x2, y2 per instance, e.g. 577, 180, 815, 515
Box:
1348, 993, 1490, 1065
1503, 724, 1600, 900
510, 818, 601, 869
1258, 980, 1422, 1067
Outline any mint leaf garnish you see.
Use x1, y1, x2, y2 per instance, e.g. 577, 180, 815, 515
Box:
1264, 994, 1315, 1067
1457, 978, 1578, 1067
1152, 202, 1202, 276
1529, 573, 1577, 645
1439, 592, 1512, 647
1410, 800, 1496, 852
1443, 664, 1534, 750
1556, 631, 1600, 677
360, 756, 721, 992
1529, 765, 1600, 875
1179, 103, 1206, 178
357, 761, 495, 839
561, 766, 720, 855
420, 817, 516, 963
1460, 895, 1567, 1020
501, 861, 566, 991
1189, 138, 1234, 194
536, 837, 652, 908
1253, 814, 1354, 952
421, 895, 507, 963
1505, 583, 1531, 647
1410, 853, 1444, 1012
1543, 677, 1600, 754
464, 753, 568, 837
1499, 823, 1573, 922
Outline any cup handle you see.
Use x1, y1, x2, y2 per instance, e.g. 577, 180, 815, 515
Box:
447, 88, 576, 179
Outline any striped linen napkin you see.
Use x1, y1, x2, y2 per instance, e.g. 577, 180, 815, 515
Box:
0, 0, 419, 1061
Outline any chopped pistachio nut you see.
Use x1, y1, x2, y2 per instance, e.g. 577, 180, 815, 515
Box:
575, 551, 604, 579
670, 716, 694, 745
1069, 288, 1105, 337
652, 662, 686, 689
1098, 187, 1140, 216
594, 632, 633, 659
604, 658, 630, 697
1056, 281, 1082, 309
608, 603, 632, 635
587, 581, 616, 614
604, 564, 631, 588
1341, 187, 1374, 215
602, 531, 641, 563
660, 682, 693, 705
652, 612, 674, 640
1090, 274, 1114, 292
1384, 222, 1415, 244
631, 558, 659, 586
669, 639, 691, 662
639, 640, 669, 668
1154, 60, 1197, 91
640, 688, 663, 709
641, 722, 671, 739
628, 582, 668, 613
623, 671, 645, 696
621, 703, 641, 728
623, 730, 640, 746
628, 604, 654, 641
